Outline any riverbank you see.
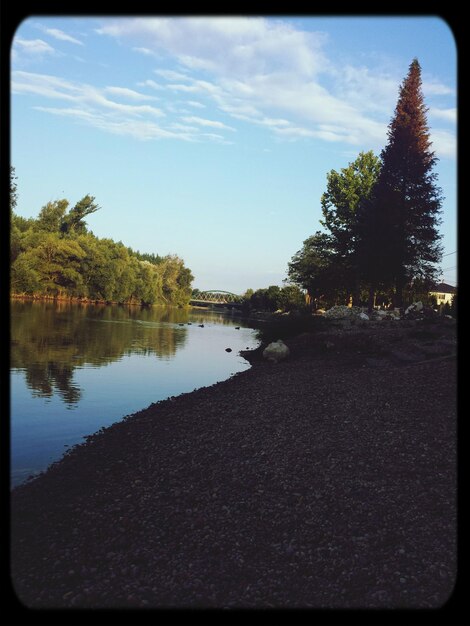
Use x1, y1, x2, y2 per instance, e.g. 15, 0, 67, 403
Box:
10, 319, 457, 609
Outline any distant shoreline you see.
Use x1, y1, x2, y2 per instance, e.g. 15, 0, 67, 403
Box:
9, 293, 190, 307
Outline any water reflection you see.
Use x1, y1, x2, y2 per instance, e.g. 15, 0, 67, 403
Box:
11, 300, 259, 486
10, 301, 253, 407
11, 301, 195, 406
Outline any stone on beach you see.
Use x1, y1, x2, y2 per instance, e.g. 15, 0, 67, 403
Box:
262, 340, 290, 363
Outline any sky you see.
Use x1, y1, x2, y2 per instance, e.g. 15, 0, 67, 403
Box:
10, 15, 457, 293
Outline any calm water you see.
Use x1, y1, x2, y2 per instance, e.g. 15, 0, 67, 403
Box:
10, 300, 259, 487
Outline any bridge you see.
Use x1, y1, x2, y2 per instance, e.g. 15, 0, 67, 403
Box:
190, 290, 245, 308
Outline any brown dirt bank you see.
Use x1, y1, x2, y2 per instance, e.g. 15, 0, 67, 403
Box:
11, 320, 457, 609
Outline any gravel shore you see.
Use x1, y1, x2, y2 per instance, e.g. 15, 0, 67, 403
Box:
10, 319, 457, 609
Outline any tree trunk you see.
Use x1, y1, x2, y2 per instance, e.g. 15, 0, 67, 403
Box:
367, 285, 375, 313
351, 285, 360, 308
393, 274, 404, 310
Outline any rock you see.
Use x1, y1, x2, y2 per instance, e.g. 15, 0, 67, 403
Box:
225, 348, 232, 352
263, 340, 290, 363
405, 301, 423, 316
358, 312, 369, 321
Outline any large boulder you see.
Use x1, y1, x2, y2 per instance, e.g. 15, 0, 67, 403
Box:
405, 301, 424, 316
262, 340, 290, 363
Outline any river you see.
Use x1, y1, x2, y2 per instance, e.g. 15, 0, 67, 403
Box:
10, 300, 259, 487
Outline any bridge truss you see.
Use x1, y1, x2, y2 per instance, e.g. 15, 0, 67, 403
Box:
191, 290, 244, 304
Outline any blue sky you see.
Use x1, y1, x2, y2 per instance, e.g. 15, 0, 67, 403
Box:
11, 16, 457, 293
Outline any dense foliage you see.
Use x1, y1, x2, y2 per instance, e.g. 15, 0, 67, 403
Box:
243, 284, 306, 313
10, 175, 194, 306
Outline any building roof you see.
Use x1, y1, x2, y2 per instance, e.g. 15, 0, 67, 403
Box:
429, 282, 456, 294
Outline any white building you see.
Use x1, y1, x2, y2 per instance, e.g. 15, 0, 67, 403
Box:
429, 282, 456, 306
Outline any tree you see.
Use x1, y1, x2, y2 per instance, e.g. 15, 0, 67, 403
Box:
358, 59, 443, 309
320, 151, 381, 305
10, 166, 18, 212
60, 195, 100, 235
287, 232, 341, 308
37, 199, 69, 232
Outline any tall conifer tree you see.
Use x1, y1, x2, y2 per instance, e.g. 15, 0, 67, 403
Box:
359, 58, 443, 309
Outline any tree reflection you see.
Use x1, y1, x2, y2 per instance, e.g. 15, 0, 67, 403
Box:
11, 301, 189, 406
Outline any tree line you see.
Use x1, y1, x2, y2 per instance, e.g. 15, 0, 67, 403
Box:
10, 177, 194, 306
287, 59, 444, 311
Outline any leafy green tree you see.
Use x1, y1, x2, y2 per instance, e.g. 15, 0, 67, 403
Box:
60, 195, 100, 235
279, 285, 305, 311
320, 151, 381, 305
37, 199, 69, 232
358, 59, 443, 309
30, 234, 87, 296
160, 255, 194, 306
287, 232, 341, 308
10, 255, 41, 294
10, 166, 18, 212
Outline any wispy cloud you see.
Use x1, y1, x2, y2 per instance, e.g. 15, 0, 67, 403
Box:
430, 129, 457, 159
13, 18, 456, 158
12, 71, 166, 117
94, 17, 456, 159
33, 106, 190, 141
13, 70, 235, 145
104, 86, 157, 101
154, 68, 190, 81
429, 107, 457, 124
36, 25, 84, 46
422, 80, 455, 96
187, 100, 205, 109
14, 38, 55, 56
137, 79, 164, 91
181, 115, 236, 132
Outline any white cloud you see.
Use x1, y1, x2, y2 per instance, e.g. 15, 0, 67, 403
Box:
94, 16, 458, 158
37, 25, 84, 46
15, 18, 456, 159
14, 70, 236, 145
181, 116, 236, 131
429, 107, 457, 123
132, 46, 156, 57
430, 129, 457, 159
154, 68, 190, 81
14, 38, 55, 56
423, 80, 455, 96
12, 71, 165, 117
104, 86, 157, 101
33, 106, 191, 141
187, 100, 205, 109
137, 79, 164, 91
97, 17, 328, 78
